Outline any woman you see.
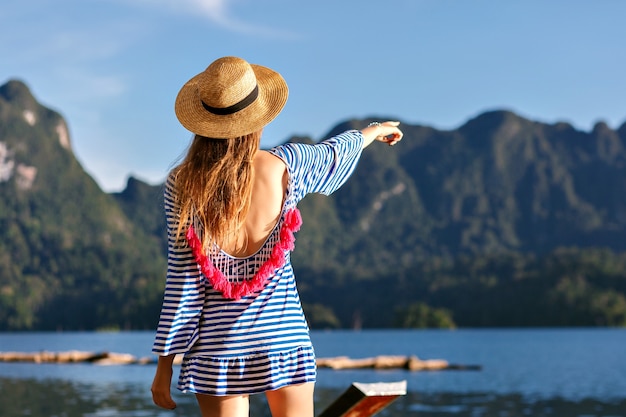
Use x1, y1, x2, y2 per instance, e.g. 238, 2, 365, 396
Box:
151, 56, 403, 417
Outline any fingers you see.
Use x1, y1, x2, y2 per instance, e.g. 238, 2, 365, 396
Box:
386, 135, 402, 146
151, 372, 177, 410
152, 389, 177, 410
377, 121, 403, 146
382, 121, 400, 127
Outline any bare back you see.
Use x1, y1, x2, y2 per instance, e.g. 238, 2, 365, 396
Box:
220, 150, 288, 257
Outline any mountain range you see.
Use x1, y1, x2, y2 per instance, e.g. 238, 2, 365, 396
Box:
1, 79, 625, 330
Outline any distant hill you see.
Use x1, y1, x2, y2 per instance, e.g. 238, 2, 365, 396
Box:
0, 80, 166, 330
1, 79, 625, 330
308, 112, 626, 265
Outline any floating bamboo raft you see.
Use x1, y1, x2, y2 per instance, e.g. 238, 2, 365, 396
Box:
0, 350, 155, 365
0, 351, 480, 371
316, 355, 480, 371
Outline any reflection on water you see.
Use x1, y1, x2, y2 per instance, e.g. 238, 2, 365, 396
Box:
402, 392, 626, 417
2, 377, 626, 417
0, 377, 248, 417
0, 377, 253, 417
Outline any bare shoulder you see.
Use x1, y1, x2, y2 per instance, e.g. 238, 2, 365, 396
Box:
254, 150, 287, 176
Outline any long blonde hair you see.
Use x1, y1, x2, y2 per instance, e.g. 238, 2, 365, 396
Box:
173, 131, 262, 252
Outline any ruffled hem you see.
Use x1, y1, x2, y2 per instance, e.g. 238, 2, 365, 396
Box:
177, 345, 316, 396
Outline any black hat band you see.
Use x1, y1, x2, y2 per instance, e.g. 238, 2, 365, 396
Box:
201, 85, 259, 116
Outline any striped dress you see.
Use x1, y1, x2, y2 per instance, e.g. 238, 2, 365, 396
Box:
152, 130, 364, 396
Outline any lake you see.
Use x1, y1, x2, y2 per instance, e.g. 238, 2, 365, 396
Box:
0, 328, 625, 416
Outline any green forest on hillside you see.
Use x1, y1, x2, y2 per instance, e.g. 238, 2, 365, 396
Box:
1, 79, 626, 331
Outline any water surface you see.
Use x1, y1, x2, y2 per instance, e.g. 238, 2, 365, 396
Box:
1, 328, 624, 416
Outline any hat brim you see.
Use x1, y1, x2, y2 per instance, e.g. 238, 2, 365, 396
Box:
175, 64, 288, 138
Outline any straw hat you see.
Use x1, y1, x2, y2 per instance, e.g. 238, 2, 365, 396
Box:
175, 56, 288, 138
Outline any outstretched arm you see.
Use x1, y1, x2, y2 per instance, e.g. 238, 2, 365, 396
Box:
360, 121, 403, 148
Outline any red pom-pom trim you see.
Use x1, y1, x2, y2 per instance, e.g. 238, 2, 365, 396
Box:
186, 208, 302, 300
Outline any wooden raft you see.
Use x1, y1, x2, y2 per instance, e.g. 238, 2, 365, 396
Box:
0, 350, 155, 365
317, 355, 480, 371
0, 351, 480, 370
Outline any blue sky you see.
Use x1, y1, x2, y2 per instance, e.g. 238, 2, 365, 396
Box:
1, 0, 625, 191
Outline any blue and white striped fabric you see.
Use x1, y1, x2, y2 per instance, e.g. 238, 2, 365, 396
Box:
152, 130, 364, 395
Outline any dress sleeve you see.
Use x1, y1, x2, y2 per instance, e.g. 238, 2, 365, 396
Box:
268, 130, 364, 203
152, 174, 204, 356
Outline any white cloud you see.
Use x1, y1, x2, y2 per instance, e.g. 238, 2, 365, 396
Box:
185, 0, 260, 33
46, 31, 124, 63
107, 0, 212, 21
121, 0, 297, 38
54, 68, 127, 101
12, 32, 129, 101
122, 0, 232, 26
187, 0, 229, 22
0, 4, 136, 102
